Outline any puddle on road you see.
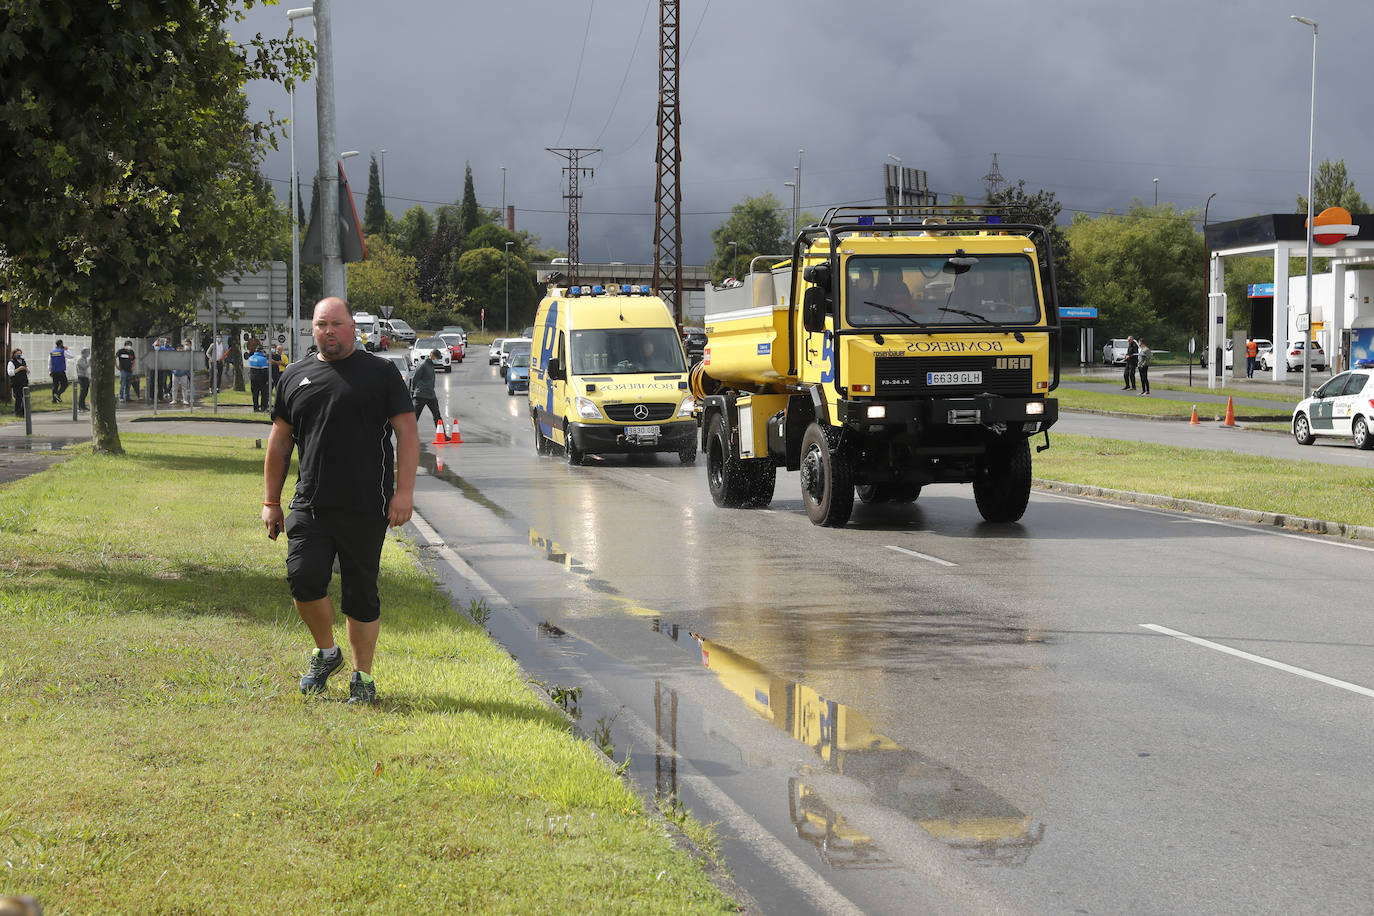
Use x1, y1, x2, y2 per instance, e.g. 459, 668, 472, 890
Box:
515, 525, 1047, 870
419, 449, 512, 519
417, 454, 1047, 874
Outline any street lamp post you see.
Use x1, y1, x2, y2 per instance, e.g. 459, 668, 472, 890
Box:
1153, 178, 1159, 207
313, 0, 343, 300
795, 149, 804, 234
782, 182, 796, 240
1201, 192, 1217, 387
501, 165, 507, 230
504, 241, 513, 337
727, 241, 739, 277
379, 148, 386, 201
286, 6, 313, 358
1293, 14, 1318, 398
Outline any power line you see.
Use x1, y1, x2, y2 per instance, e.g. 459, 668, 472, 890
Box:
554, 0, 597, 148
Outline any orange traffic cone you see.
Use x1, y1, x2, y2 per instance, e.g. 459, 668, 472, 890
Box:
1223, 397, 1236, 427
1190, 404, 1199, 425
449, 418, 463, 444
432, 420, 450, 445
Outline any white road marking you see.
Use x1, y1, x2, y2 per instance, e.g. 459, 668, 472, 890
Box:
886, 544, 958, 567
1141, 623, 1374, 699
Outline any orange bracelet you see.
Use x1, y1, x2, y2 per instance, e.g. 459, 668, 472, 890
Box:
263, 501, 280, 507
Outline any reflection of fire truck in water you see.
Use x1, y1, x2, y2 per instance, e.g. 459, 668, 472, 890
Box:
694, 634, 1044, 867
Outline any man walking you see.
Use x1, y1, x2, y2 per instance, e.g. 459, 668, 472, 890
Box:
410, 348, 444, 435
261, 297, 418, 705
48, 340, 69, 403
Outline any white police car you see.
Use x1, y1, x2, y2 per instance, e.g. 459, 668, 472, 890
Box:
1292, 369, 1374, 449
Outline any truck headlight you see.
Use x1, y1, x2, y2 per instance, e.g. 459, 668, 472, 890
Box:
866, 405, 887, 419
574, 397, 602, 420
677, 396, 695, 417
1025, 401, 1045, 415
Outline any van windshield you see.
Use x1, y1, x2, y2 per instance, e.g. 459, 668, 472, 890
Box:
569, 328, 686, 375
844, 254, 1041, 328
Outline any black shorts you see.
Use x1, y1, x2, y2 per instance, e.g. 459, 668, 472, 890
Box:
284, 507, 388, 622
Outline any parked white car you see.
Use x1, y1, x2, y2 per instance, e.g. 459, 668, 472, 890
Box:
409, 337, 452, 373
1265, 340, 1326, 372
1292, 369, 1374, 448
488, 338, 506, 365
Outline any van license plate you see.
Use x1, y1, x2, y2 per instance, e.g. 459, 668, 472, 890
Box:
927, 371, 982, 385
626, 425, 660, 443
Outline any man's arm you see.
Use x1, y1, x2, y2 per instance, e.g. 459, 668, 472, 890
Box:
261, 417, 294, 540
388, 410, 419, 528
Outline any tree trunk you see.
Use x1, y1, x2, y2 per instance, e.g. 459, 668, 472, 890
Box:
89, 302, 124, 455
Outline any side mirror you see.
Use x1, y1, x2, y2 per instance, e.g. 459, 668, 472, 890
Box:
802, 286, 829, 333
547, 357, 566, 381
803, 262, 832, 292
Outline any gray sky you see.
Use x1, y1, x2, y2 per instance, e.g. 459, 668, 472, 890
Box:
230, 0, 1371, 265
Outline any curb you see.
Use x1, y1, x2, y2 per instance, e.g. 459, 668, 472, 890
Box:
1062, 407, 1290, 424
1034, 477, 1374, 542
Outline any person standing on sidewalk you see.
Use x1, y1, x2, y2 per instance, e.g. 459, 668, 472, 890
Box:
246, 343, 270, 411
410, 349, 443, 434
1245, 338, 1258, 378
6, 349, 29, 416
1122, 336, 1138, 390
48, 340, 70, 403
261, 297, 418, 705
75, 348, 91, 411
1137, 339, 1152, 396
172, 340, 193, 405
116, 340, 136, 402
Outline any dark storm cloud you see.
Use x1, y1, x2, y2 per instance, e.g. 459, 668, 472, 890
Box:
233, 0, 1371, 264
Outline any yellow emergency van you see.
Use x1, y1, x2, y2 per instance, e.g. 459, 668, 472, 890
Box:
528, 284, 697, 465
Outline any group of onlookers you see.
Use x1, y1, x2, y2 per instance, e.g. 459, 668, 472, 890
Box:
6, 335, 289, 416
1118, 335, 1153, 396
7, 340, 92, 416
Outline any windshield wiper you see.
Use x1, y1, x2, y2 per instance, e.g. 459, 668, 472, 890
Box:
862, 301, 925, 326
938, 307, 994, 325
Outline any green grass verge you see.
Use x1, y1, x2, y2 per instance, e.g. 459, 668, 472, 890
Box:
1061, 375, 1301, 405
1054, 386, 1291, 420
1039, 433, 1374, 527
0, 435, 735, 914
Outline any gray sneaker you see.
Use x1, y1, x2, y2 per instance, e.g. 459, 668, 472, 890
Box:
299, 647, 343, 694
347, 671, 377, 705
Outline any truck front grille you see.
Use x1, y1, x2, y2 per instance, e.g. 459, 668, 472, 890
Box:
603, 402, 677, 422
875, 356, 1032, 397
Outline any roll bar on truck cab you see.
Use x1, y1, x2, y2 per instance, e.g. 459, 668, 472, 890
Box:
692, 205, 1062, 527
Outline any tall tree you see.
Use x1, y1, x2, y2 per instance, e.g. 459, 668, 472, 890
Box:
1297, 159, 1368, 214
0, 1, 308, 453
395, 205, 435, 258
708, 193, 790, 282
348, 236, 421, 320
458, 163, 481, 240
1068, 204, 1204, 349
364, 153, 387, 237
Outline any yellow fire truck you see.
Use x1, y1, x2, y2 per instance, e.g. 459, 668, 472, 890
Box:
692, 206, 1061, 526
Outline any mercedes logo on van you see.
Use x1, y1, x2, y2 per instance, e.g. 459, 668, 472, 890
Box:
633, 404, 650, 420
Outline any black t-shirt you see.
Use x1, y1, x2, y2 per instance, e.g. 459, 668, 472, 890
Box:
272, 349, 413, 517
116, 348, 135, 372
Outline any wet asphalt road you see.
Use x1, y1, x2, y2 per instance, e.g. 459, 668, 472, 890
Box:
409, 360, 1374, 915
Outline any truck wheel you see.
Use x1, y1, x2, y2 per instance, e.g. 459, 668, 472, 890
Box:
799, 422, 854, 527
678, 440, 698, 465
857, 483, 922, 504
706, 414, 746, 506
973, 437, 1031, 523
565, 425, 586, 465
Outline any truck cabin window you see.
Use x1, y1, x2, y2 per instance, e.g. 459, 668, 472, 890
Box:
845, 255, 1040, 328
570, 328, 687, 375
